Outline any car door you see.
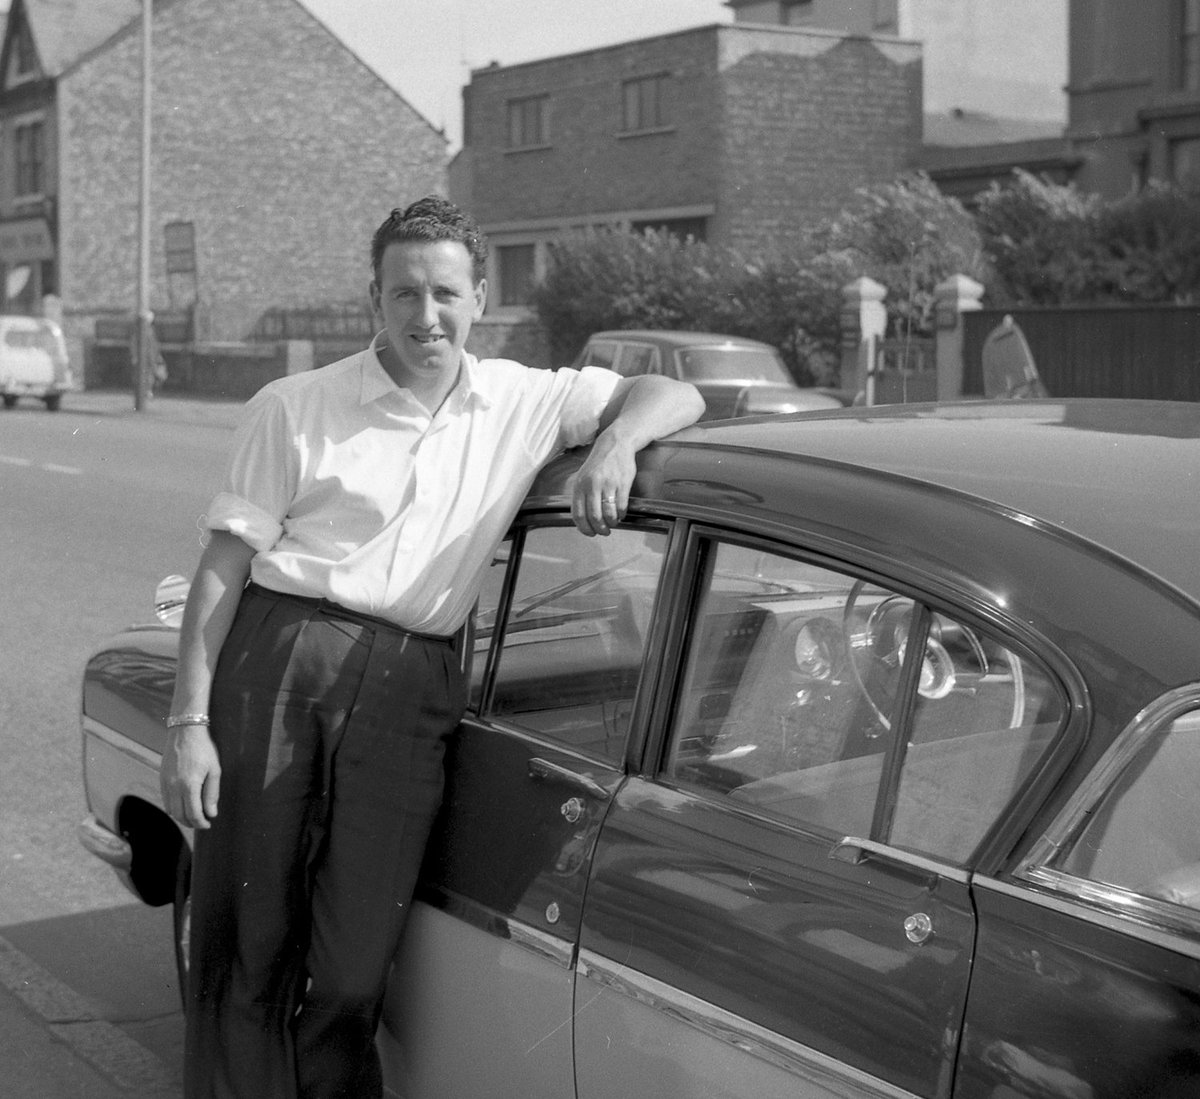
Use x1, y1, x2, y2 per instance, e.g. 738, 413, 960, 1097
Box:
383, 518, 671, 1098
574, 529, 1068, 1099
958, 687, 1200, 1099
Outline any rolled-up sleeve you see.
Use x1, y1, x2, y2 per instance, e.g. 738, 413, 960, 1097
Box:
204, 387, 296, 552
557, 365, 621, 449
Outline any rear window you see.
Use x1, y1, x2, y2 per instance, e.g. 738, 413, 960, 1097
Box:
579, 340, 619, 370
4, 322, 59, 353
677, 347, 792, 385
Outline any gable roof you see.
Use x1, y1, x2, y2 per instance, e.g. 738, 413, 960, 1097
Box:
19, 0, 140, 77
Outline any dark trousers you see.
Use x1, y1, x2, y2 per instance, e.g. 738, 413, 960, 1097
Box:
184, 586, 466, 1099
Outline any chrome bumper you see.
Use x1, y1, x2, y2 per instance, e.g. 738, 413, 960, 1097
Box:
77, 813, 135, 891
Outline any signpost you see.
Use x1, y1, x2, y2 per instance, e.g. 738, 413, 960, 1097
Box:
134, 0, 152, 410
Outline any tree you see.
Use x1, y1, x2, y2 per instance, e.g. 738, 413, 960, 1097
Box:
973, 170, 1102, 305
811, 173, 988, 337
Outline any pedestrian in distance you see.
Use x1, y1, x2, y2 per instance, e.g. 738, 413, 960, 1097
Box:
159, 195, 705, 1099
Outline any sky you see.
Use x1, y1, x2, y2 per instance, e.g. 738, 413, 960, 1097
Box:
298, 0, 732, 150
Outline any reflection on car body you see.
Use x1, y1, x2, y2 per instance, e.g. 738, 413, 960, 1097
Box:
80, 399, 1200, 1098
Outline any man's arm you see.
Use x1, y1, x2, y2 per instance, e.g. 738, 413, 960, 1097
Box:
160, 530, 255, 829
572, 374, 704, 536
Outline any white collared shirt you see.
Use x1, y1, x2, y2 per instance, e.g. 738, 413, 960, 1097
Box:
206, 336, 619, 634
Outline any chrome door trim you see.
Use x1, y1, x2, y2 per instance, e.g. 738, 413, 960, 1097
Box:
577, 949, 919, 1099
830, 836, 971, 884
83, 714, 163, 770
974, 875, 1200, 962
419, 886, 575, 970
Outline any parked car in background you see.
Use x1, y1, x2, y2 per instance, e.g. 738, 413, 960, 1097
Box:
80, 400, 1200, 1098
573, 329, 844, 419
0, 315, 74, 410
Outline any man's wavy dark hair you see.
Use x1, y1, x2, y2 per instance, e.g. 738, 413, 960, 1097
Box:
370, 196, 489, 284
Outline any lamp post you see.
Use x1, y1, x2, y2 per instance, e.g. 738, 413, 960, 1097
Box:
133, 0, 152, 411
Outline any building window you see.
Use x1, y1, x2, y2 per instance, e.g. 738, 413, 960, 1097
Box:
1180, 0, 1200, 91
13, 23, 36, 77
622, 74, 671, 132
497, 243, 536, 307
14, 119, 45, 197
631, 216, 707, 243
872, 0, 898, 32
507, 96, 549, 149
1170, 135, 1200, 185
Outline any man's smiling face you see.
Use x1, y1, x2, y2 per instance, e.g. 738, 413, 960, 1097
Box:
370, 239, 487, 400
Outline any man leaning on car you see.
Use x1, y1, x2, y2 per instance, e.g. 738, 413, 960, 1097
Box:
158, 196, 704, 1099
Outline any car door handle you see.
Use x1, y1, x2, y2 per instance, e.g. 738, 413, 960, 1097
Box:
528, 758, 612, 801
829, 836, 969, 884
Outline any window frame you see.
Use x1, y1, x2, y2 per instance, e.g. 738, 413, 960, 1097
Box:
472, 515, 678, 770
13, 113, 46, 199
647, 524, 1073, 867
1018, 683, 1200, 937
620, 72, 672, 135
506, 94, 551, 151
495, 242, 537, 308
1179, 0, 1200, 92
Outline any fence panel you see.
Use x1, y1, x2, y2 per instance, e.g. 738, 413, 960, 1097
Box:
875, 337, 937, 403
963, 306, 1200, 401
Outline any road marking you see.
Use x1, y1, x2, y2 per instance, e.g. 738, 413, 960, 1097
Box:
0, 933, 177, 1094
0, 454, 83, 474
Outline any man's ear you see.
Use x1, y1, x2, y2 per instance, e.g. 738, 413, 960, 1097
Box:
369, 280, 381, 317
473, 278, 487, 320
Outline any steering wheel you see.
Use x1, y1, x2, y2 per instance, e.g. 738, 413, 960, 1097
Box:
842, 581, 1026, 733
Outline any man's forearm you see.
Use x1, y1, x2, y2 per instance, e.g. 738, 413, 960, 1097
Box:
598, 375, 705, 451
170, 530, 255, 717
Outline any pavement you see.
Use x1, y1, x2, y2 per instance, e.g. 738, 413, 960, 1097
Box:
0, 933, 179, 1098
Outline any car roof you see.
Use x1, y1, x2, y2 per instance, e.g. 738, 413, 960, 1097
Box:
534, 399, 1200, 605
586, 330, 778, 352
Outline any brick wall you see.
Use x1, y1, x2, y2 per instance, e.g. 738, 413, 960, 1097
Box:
465, 26, 722, 225
461, 23, 920, 255
56, 0, 447, 347
716, 31, 922, 252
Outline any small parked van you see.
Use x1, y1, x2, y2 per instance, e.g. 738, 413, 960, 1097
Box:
0, 315, 74, 411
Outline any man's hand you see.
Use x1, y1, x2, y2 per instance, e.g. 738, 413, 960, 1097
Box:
161, 725, 221, 829
571, 428, 637, 536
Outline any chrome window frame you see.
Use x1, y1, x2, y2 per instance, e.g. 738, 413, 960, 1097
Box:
1015, 682, 1200, 939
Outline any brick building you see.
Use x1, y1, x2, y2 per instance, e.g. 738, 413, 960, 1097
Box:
1067, 0, 1200, 197
0, 0, 446, 362
452, 22, 921, 315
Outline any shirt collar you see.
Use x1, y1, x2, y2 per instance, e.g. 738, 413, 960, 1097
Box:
359, 333, 493, 411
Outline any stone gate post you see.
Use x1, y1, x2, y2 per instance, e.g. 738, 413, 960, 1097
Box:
839, 277, 887, 405
934, 274, 984, 401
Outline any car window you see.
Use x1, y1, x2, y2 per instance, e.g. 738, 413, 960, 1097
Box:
663, 540, 1065, 864
482, 524, 668, 764
616, 343, 660, 377
675, 347, 792, 385
579, 340, 619, 371
1052, 707, 1200, 910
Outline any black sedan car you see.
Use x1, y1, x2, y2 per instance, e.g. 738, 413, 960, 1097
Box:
80, 400, 1200, 1098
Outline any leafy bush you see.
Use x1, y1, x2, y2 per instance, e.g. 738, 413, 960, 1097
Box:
532, 173, 986, 383
811, 173, 988, 337
974, 170, 1103, 304
531, 229, 845, 384
974, 171, 1200, 305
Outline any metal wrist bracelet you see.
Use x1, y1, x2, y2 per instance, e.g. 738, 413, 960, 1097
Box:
166, 713, 210, 728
